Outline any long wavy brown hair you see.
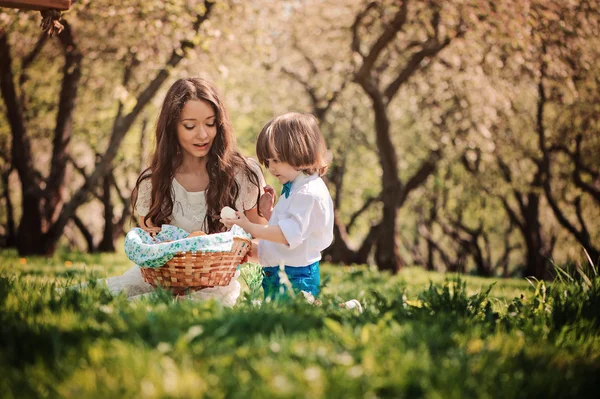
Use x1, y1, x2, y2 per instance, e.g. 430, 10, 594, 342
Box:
131, 78, 261, 233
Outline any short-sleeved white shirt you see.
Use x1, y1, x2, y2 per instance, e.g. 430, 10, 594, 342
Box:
135, 158, 265, 233
258, 173, 334, 267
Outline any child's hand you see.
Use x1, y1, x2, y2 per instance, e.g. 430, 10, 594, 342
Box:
221, 210, 253, 234
259, 185, 275, 220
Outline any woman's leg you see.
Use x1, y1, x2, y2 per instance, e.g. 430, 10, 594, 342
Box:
102, 266, 155, 297
185, 270, 242, 307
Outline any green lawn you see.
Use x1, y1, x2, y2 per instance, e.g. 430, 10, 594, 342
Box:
1, 249, 599, 398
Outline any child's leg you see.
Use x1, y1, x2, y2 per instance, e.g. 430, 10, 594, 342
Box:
285, 262, 320, 297
261, 266, 282, 299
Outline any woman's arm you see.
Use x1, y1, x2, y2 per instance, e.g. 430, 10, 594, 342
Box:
242, 157, 270, 225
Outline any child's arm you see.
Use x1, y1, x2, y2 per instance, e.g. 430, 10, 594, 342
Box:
221, 211, 289, 245
245, 224, 289, 245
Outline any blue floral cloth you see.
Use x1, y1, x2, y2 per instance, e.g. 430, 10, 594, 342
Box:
124, 225, 251, 268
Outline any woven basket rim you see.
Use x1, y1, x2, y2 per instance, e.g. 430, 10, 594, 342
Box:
138, 231, 251, 294
139, 235, 252, 269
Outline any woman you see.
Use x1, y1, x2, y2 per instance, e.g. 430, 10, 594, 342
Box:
104, 77, 267, 305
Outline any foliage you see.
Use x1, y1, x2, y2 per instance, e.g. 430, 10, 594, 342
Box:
0, 0, 598, 273
1, 250, 599, 398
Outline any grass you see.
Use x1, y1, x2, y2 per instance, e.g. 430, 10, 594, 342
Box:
1, 248, 599, 398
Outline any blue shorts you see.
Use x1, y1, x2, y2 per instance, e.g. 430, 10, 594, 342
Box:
262, 262, 320, 299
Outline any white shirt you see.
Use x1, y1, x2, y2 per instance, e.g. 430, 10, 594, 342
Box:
258, 173, 334, 267
135, 158, 265, 233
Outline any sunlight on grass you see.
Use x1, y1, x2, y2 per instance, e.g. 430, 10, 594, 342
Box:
1, 250, 599, 398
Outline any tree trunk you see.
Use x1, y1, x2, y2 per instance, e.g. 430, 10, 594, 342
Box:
324, 212, 379, 265
1, 169, 17, 247
521, 194, 551, 279
523, 229, 549, 280
324, 211, 355, 263
17, 192, 46, 254
350, 0, 447, 272
426, 241, 435, 271
43, 2, 215, 253
472, 242, 492, 277
376, 186, 402, 272
368, 85, 402, 273
1, 3, 215, 256
97, 173, 115, 252
44, 20, 82, 225
1, 24, 81, 255
1, 32, 43, 254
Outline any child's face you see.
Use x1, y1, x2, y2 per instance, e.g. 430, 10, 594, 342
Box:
177, 100, 217, 160
267, 158, 301, 184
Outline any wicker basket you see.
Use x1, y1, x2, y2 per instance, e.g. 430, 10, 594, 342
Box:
139, 236, 251, 295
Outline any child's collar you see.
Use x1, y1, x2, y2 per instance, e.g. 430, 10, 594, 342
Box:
289, 172, 318, 192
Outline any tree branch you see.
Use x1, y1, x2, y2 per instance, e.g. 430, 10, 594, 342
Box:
112, 176, 127, 206
350, 1, 379, 58
354, 0, 409, 83
114, 52, 139, 125
548, 142, 600, 202
384, 38, 450, 104
572, 135, 600, 203
281, 66, 320, 112
574, 196, 590, 239
418, 222, 453, 270
67, 155, 103, 201
0, 31, 40, 193
72, 214, 95, 253
19, 33, 49, 105
356, 222, 380, 263
499, 195, 524, 232
397, 149, 441, 207
347, 194, 381, 234
46, 20, 83, 215
45, 1, 215, 247
292, 38, 318, 76
22, 33, 49, 72
573, 171, 600, 203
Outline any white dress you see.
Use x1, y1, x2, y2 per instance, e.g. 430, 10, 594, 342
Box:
102, 159, 265, 306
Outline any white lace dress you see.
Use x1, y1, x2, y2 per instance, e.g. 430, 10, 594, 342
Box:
103, 159, 265, 306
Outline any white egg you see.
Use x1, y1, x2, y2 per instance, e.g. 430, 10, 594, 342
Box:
339, 299, 363, 313
220, 206, 237, 219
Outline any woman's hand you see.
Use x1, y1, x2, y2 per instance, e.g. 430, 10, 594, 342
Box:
241, 247, 252, 264
259, 185, 275, 220
240, 239, 259, 264
142, 226, 162, 238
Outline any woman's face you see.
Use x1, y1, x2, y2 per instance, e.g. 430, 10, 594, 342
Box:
177, 100, 218, 160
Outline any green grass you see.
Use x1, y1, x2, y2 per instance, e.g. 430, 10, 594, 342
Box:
1, 249, 599, 398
